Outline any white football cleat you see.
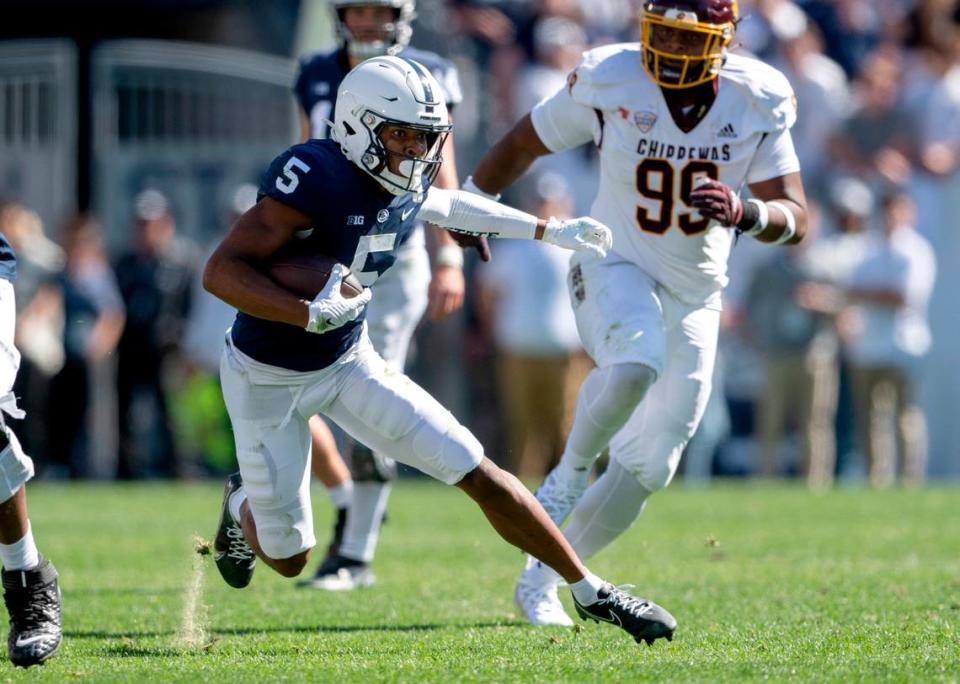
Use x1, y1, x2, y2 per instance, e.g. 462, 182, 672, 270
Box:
535, 468, 589, 527
514, 564, 573, 627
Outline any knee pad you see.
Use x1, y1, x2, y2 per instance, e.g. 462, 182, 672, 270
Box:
410, 421, 484, 486
257, 523, 314, 562
583, 363, 657, 427
606, 363, 658, 406
0, 427, 34, 504
615, 413, 691, 493
349, 443, 398, 483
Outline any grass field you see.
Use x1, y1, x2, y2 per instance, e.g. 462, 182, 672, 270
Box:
7, 480, 960, 682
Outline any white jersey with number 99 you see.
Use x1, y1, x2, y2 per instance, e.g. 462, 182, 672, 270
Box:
532, 44, 800, 306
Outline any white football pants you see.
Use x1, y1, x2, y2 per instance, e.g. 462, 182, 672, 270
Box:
568, 251, 719, 491
220, 328, 481, 561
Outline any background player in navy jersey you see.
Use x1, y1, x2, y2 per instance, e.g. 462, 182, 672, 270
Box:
0, 233, 62, 667
293, 0, 488, 591
205, 56, 677, 645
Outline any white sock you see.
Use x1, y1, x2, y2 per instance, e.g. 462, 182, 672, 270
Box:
339, 482, 390, 563
228, 488, 247, 524
569, 571, 606, 606
327, 481, 354, 510
0, 524, 40, 571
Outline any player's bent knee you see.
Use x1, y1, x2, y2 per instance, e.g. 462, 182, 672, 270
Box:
608, 362, 658, 405
256, 521, 315, 564
349, 444, 398, 483
412, 421, 484, 486
272, 550, 311, 578
0, 428, 34, 504
618, 415, 692, 492
638, 457, 682, 493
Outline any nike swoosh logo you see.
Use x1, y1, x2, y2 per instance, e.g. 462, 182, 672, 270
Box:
214, 551, 226, 561
588, 607, 622, 627
15, 634, 50, 647
381, 96, 399, 102
401, 207, 416, 221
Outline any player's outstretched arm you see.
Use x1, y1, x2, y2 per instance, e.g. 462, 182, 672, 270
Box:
418, 187, 612, 258
203, 198, 315, 328
467, 114, 552, 197
689, 171, 808, 245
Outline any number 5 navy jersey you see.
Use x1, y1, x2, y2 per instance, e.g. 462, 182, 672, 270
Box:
294, 46, 462, 141
229, 139, 425, 372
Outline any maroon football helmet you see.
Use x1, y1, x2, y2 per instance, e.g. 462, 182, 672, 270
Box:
639, 0, 738, 88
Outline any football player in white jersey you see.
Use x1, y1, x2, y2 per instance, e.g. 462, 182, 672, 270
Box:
466, 0, 808, 626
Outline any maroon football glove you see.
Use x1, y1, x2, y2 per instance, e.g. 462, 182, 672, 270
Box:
688, 179, 743, 227
447, 231, 491, 262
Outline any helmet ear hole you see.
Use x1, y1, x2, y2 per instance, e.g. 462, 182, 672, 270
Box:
343, 121, 357, 136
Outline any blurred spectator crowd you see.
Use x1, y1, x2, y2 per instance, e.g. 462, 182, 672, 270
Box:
1, 0, 958, 486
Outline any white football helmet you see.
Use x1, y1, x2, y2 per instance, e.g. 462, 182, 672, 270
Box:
330, 0, 416, 59
333, 56, 451, 196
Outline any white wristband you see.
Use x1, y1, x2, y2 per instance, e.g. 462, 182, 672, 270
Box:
741, 198, 768, 237
462, 176, 501, 202
766, 201, 797, 245
435, 244, 464, 269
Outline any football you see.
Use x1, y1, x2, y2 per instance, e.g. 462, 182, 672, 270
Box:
266, 253, 364, 300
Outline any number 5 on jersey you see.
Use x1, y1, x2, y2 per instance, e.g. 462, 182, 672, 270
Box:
636, 160, 719, 236
276, 157, 311, 194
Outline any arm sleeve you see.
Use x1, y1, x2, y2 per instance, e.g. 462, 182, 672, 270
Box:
419, 188, 538, 239
746, 127, 802, 184
530, 85, 599, 153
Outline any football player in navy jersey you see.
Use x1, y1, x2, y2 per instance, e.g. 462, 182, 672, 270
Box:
0, 232, 62, 667
205, 56, 677, 645
293, 0, 488, 591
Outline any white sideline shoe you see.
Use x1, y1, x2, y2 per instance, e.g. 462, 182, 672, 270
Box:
514, 563, 573, 627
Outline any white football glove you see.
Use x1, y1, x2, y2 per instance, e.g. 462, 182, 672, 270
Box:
542, 217, 612, 258
305, 263, 372, 334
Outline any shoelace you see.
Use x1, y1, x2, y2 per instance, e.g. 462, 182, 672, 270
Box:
225, 525, 255, 562
600, 585, 652, 619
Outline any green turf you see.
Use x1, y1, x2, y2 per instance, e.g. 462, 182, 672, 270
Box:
7, 480, 959, 682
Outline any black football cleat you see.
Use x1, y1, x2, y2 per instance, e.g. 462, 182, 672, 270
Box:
214, 473, 256, 589
2, 556, 62, 667
297, 553, 374, 591
572, 583, 677, 645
